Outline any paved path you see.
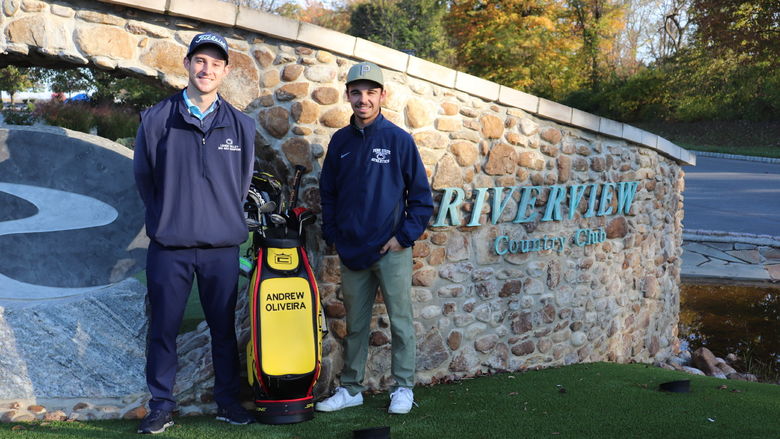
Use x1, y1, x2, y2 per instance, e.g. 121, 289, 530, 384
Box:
682, 155, 780, 237
682, 240, 780, 284
681, 153, 780, 284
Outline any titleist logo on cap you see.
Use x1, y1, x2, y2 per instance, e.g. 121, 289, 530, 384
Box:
195, 34, 227, 51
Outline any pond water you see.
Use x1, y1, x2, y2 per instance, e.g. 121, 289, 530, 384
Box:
680, 283, 780, 381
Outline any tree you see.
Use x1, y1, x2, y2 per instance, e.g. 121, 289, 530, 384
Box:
654, 0, 692, 60
447, 0, 583, 99
0, 66, 38, 107
349, 0, 452, 65
350, 0, 405, 51
37, 68, 93, 96
277, 0, 356, 33
220, 0, 294, 12
609, 0, 692, 71
36, 67, 169, 110
689, 0, 780, 59
566, 0, 627, 89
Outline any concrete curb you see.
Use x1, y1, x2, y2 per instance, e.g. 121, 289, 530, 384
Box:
692, 151, 780, 165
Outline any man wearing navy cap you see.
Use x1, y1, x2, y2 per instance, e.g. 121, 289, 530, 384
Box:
134, 32, 255, 434
316, 62, 433, 415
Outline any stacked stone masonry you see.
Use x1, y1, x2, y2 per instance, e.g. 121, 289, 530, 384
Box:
0, 0, 688, 420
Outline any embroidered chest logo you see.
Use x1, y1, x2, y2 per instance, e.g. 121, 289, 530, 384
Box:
371, 148, 390, 164
218, 138, 241, 152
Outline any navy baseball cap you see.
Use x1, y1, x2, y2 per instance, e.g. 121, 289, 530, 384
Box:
187, 32, 229, 63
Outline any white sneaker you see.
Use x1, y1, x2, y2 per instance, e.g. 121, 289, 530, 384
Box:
388, 387, 415, 414
315, 386, 363, 412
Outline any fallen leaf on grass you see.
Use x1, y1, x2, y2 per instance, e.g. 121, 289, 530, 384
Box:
717, 385, 728, 390
730, 389, 743, 393
11, 425, 26, 431
508, 392, 519, 396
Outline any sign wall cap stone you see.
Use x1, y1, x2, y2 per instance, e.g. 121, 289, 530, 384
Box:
237, 6, 299, 41
407, 56, 456, 88
498, 86, 538, 114
622, 124, 644, 144
599, 117, 623, 138
297, 23, 355, 56
353, 38, 409, 72
168, 0, 236, 27
571, 108, 600, 132
454, 71, 499, 101
641, 130, 659, 149
97, 0, 167, 14
538, 98, 572, 124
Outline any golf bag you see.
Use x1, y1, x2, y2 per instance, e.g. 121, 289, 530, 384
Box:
243, 165, 324, 424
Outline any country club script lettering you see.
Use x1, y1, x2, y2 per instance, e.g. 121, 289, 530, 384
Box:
432, 181, 640, 255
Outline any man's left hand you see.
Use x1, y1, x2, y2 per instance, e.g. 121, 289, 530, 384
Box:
380, 236, 403, 254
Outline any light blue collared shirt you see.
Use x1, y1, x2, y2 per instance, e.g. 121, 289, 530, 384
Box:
183, 89, 219, 120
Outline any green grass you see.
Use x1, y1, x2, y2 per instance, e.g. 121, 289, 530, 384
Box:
635, 120, 780, 159
3, 363, 779, 438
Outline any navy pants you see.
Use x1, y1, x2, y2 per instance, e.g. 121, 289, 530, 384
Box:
145, 241, 241, 412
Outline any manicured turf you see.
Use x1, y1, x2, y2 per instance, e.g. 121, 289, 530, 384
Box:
4, 362, 779, 438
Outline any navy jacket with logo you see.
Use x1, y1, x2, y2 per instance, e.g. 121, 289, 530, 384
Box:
133, 91, 255, 248
319, 113, 433, 270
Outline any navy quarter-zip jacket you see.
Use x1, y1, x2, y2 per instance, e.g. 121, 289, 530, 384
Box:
134, 91, 255, 248
319, 113, 433, 270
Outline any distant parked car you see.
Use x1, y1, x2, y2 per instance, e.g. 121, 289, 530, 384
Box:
65, 93, 90, 102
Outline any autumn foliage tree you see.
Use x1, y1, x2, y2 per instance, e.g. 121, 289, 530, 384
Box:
276, 0, 356, 33
689, 0, 779, 60
349, 0, 452, 65
447, 0, 585, 100
566, 0, 626, 89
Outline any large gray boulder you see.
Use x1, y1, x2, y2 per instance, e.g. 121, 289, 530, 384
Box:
0, 278, 148, 399
0, 126, 149, 410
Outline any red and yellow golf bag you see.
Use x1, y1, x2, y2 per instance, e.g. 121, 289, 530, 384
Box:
244, 165, 324, 424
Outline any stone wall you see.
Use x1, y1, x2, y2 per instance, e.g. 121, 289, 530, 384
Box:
0, 0, 690, 418
317, 120, 685, 389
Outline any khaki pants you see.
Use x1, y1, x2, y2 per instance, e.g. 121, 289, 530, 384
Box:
339, 247, 415, 395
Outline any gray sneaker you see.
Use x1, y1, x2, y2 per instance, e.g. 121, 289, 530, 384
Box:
137, 409, 173, 434
315, 387, 363, 412
215, 404, 255, 425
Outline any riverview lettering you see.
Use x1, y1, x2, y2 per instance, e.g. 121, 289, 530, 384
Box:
432, 181, 639, 227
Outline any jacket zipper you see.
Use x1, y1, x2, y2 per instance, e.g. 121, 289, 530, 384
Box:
201, 136, 206, 177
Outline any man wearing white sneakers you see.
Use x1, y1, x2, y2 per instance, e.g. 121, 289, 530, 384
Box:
317, 61, 433, 415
